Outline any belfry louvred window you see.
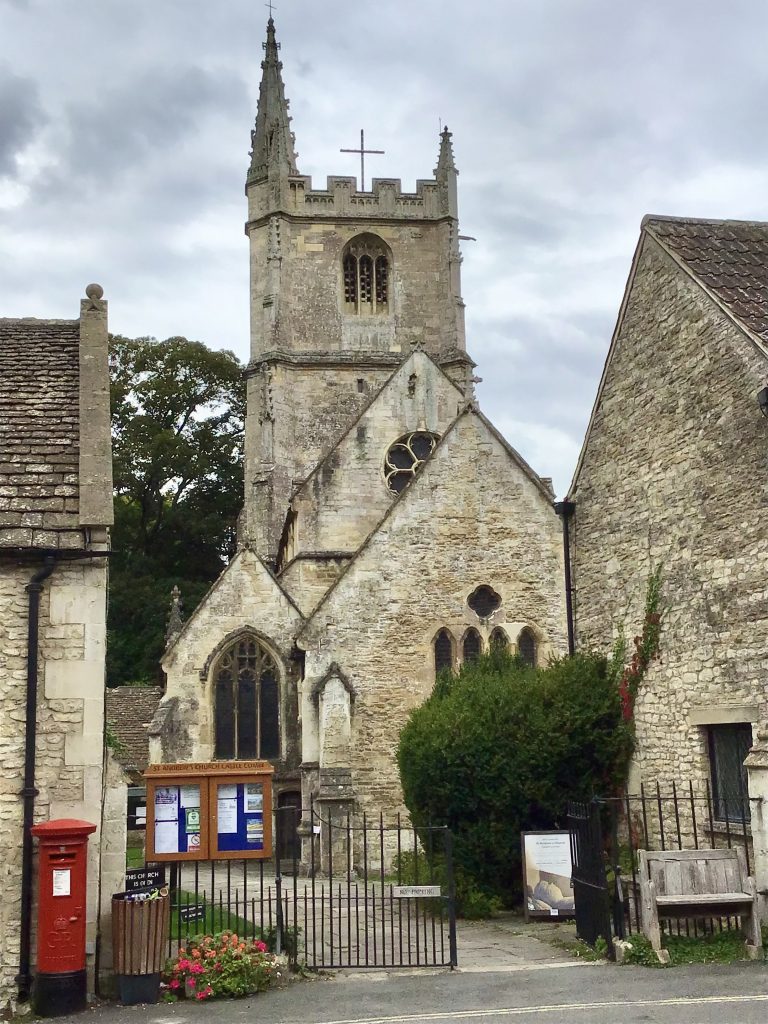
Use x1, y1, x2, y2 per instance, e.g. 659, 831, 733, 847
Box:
342, 234, 390, 314
213, 636, 280, 760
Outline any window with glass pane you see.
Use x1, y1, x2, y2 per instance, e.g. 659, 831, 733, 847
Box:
463, 628, 482, 663
517, 628, 536, 668
434, 629, 453, 674
213, 637, 280, 760
708, 723, 752, 822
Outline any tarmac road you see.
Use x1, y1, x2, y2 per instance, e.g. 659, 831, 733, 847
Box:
61, 961, 768, 1024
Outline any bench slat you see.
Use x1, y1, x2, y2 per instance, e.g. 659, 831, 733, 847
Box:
656, 892, 752, 906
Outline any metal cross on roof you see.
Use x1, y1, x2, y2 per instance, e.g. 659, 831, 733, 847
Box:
340, 129, 385, 192
265, 0, 276, 16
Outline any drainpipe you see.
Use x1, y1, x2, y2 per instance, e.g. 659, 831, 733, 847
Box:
17, 556, 56, 1002
553, 501, 575, 656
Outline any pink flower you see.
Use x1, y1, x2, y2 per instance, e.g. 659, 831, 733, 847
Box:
195, 992, 206, 1001
176, 958, 191, 971
169, 979, 180, 990
187, 978, 196, 988
255, 940, 267, 953
190, 962, 204, 975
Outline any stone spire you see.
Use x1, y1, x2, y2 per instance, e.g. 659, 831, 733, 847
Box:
434, 126, 459, 219
248, 18, 299, 183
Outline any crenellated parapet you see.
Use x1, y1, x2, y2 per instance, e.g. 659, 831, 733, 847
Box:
246, 173, 452, 225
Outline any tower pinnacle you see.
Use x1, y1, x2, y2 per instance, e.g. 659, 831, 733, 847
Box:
248, 18, 299, 183
435, 126, 458, 180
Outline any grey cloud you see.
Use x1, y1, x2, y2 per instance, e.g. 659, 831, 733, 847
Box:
0, 66, 45, 175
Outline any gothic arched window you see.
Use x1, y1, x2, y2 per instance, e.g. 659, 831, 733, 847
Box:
213, 636, 280, 760
462, 628, 482, 664
517, 628, 537, 668
434, 629, 454, 675
342, 234, 390, 315
490, 627, 509, 651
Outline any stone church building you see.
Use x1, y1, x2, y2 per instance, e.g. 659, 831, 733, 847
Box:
152, 19, 568, 835
568, 216, 768, 820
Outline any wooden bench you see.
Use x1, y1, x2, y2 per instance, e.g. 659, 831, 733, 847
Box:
638, 848, 762, 962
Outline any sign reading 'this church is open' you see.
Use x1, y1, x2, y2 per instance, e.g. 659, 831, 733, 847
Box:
144, 761, 274, 862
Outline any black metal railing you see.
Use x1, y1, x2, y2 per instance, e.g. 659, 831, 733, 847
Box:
151, 804, 457, 970
569, 780, 752, 949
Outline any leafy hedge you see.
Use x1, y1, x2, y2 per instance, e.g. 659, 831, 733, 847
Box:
397, 649, 632, 909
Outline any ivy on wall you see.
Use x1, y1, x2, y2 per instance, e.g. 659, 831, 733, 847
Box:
616, 564, 664, 720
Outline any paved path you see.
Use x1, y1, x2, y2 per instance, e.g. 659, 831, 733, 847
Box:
455, 915, 584, 972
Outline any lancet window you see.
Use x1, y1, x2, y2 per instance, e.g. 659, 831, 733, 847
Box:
462, 628, 482, 664
434, 629, 454, 675
213, 635, 280, 760
517, 628, 537, 668
490, 627, 509, 651
343, 235, 390, 314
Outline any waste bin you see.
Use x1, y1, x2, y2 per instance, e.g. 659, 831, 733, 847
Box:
111, 891, 169, 1005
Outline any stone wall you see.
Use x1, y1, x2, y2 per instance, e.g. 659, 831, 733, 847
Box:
300, 410, 567, 821
569, 234, 768, 788
0, 557, 107, 1009
97, 752, 128, 995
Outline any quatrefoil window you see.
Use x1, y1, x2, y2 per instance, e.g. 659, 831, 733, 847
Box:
467, 585, 502, 619
384, 431, 439, 494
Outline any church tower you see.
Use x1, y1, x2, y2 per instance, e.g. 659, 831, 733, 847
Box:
243, 18, 474, 563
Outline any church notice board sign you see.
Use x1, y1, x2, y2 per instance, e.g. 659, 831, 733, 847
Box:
144, 761, 274, 862
521, 830, 576, 921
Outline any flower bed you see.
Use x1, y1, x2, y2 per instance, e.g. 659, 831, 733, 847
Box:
163, 931, 283, 1001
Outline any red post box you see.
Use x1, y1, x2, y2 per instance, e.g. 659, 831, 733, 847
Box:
31, 819, 97, 1017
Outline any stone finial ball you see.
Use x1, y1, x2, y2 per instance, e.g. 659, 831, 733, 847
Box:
85, 283, 104, 300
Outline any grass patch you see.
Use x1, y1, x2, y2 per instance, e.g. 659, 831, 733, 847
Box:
126, 846, 144, 869
622, 927, 764, 967
170, 890, 251, 940
550, 935, 609, 961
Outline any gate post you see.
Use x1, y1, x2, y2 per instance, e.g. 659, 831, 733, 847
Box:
745, 725, 768, 922
443, 828, 458, 969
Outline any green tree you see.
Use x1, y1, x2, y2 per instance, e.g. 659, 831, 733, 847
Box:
397, 649, 633, 911
107, 335, 245, 685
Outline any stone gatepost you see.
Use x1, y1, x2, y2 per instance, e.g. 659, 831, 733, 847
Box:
745, 724, 768, 922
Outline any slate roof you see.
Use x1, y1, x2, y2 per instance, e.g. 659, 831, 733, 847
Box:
644, 216, 768, 346
0, 318, 81, 547
105, 686, 164, 776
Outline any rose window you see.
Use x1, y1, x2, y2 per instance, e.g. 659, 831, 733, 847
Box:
384, 431, 439, 494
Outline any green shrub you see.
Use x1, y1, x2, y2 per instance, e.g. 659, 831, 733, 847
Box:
397, 649, 632, 909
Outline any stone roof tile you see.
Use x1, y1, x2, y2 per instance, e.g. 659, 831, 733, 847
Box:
0, 318, 81, 543
105, 686, 164, 774
644, 216, 768, 344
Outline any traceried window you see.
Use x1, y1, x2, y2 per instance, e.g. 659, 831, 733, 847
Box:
467, 586, 502, 619
343, 234, 390, 314
434, 629, 454, 675
517, 628, 537, 668
213, 636, 280, 760
462, 628, 482, 664
708, 723, 752, 823
490, 628, 509, 651
384, 431, 439, 494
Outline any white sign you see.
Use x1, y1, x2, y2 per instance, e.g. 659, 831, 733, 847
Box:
154, 820, 179, 854
522, 831, 575, 918
218, 797, 238, 834
52, 869, 71, 897
392, 885, 442, 899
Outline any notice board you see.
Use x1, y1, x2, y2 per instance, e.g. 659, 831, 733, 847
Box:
144, 761, 274, 862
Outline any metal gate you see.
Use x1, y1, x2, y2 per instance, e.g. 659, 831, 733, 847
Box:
162, 805, 457, 970
567, 799, 614, 954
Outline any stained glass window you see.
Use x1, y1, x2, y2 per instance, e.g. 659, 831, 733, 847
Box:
213, 637, 280, 760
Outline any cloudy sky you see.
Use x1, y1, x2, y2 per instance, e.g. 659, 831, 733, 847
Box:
3, 0, 768, 495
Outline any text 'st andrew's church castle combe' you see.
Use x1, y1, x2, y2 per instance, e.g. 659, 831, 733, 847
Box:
151, 19, 567, 844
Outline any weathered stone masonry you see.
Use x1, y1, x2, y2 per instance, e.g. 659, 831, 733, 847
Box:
0, 289, 113, 1010
569, 220, 768, 794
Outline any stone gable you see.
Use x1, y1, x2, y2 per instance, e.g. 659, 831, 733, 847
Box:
105, 686, 164, 778
278, 350, 466, 613
157, 549, 305, 769
300, 409, 567, 818
569, 230, 768, 786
